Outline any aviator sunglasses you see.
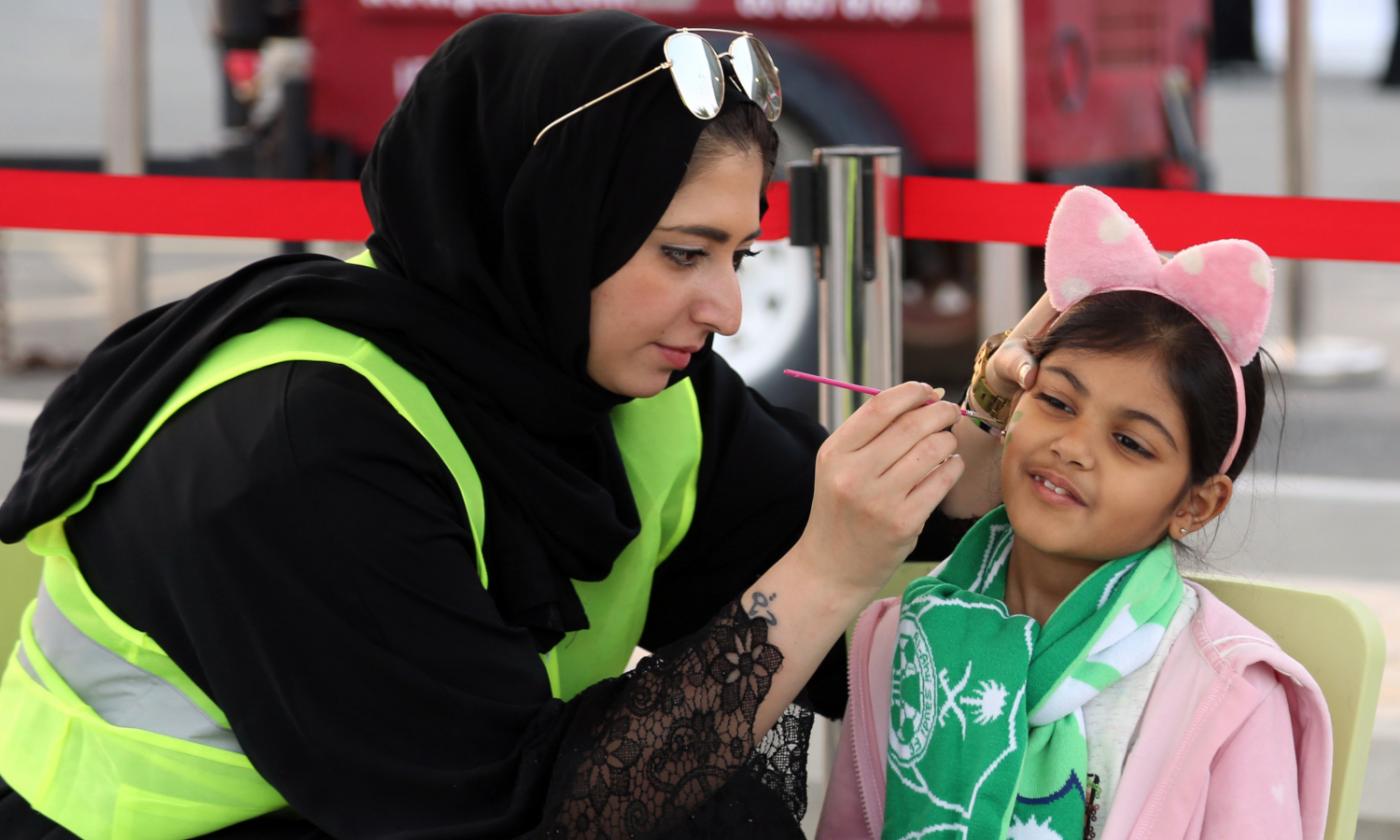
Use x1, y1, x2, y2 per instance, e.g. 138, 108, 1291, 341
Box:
533, 29, 782, 146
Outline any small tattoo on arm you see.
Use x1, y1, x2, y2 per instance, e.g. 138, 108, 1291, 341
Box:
747, 591, 778, 626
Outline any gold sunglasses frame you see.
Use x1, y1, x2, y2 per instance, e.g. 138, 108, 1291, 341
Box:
532, 28, 780, 147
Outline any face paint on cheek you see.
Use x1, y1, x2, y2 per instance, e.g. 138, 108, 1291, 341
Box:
1002, 409, 1024, 445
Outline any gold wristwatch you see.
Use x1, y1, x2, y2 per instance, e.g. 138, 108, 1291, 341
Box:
967, 330, 1014, 427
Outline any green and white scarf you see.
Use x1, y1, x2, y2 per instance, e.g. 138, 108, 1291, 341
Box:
882, 507, 1183, 840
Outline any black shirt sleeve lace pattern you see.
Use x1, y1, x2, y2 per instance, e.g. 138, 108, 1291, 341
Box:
748, 701, 814, 822
548, 599, 805, 838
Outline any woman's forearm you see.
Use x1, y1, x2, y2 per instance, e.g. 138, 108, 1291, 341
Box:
743, 544, 879, 737
549, 548, 877, 836
937, 409, 1004, 519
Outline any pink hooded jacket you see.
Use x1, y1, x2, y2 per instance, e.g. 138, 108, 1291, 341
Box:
816, 580, 1334, 840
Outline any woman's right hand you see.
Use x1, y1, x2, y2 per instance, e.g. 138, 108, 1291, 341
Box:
794, 382, 965, 598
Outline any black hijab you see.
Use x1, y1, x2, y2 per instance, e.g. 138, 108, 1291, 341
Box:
0, 11, 759, 648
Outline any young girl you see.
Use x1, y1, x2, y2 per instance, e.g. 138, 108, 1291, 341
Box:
816, 187, 1333, 840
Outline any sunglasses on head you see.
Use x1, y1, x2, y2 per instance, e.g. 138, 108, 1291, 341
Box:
533, 28, 782, 146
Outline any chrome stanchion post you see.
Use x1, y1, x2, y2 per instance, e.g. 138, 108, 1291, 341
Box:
811, 146, 903, 432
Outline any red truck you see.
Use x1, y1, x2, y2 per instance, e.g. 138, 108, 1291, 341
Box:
223, 0, 1211, 411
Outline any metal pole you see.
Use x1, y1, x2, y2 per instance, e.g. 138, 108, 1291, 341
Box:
104, 0, 148, 327
1275, 0, 1385, 384
0, 231, 10, 370
974, 0, 1027, 339
814, 146, 903, 431
1283, 0, 1314, 347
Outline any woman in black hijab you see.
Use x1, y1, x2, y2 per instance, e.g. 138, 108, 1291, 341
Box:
0, 11, 1030, 838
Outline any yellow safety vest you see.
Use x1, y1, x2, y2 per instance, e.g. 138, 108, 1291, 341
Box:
0, 312, 701, 839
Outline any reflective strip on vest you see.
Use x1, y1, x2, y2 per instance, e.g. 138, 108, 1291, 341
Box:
14, 642, 39, 684
0, 603, 285, 840
29, 582, 243, 753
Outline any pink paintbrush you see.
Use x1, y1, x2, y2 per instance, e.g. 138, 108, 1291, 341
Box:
782, 369, 1005, 432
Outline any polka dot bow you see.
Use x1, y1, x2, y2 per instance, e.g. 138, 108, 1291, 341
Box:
1043, 186, 1274, 366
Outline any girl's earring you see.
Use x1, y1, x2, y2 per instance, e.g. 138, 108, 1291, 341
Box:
1179, 527, 1188, 537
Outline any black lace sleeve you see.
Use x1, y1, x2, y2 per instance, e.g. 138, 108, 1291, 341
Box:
545, 599, 811, 838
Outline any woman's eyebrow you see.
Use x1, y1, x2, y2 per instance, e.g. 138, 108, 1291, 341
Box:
657, 224, 763, 243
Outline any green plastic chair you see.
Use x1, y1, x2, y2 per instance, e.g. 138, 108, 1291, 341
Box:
0, 540, 41, 663
1190, 574, 1385, 840
872, 564, 1386, 840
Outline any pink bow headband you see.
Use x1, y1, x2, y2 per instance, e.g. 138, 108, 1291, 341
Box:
1042, 186, 1274, 474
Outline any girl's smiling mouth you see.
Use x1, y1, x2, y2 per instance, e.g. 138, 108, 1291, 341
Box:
1029, 470, 1087, 507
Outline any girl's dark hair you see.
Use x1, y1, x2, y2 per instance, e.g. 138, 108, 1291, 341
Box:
688, 101, 780, 186
1028, 291, 1268, 485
